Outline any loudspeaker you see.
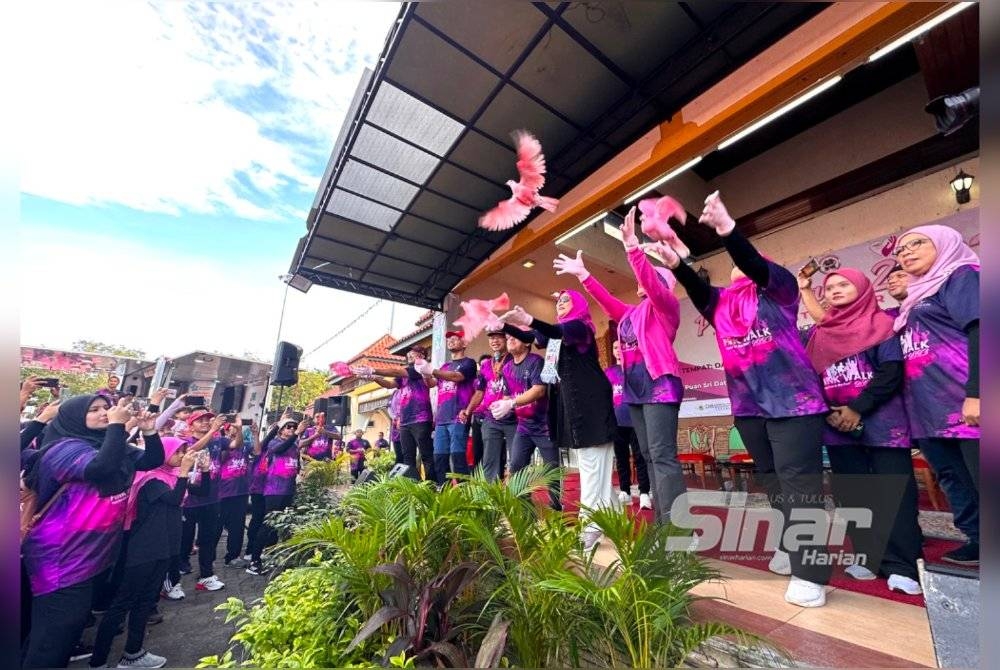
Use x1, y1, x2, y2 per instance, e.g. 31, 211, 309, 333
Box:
354, 468, 379, 486
325, 396, 350, 427
220, 385, 246, 413
387, 463, 416, 480
270, 341, 302, 387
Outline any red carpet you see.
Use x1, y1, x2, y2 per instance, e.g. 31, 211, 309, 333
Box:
539, 472, 963, 606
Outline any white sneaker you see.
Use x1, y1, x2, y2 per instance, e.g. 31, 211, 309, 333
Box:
845, 564, 877, 581
768, 549, 792, 575
581, 530, 601, 551
166, 583, 185, 600
242, 554, 252, 562
784, 576, 826, 608
617, 490, 631, 504
117, 649, 167, 668
196, 575, 225, 591
639, 493, 653, 510
887, 574, 922, 595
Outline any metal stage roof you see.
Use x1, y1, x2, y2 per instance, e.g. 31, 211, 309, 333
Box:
292, 2, 828, 310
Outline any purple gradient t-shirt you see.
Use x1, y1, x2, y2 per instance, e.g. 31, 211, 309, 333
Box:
501, 353, 548, 437
23, 439, 141, 596
303, 427, 332, 460
703, 261, 828, 418
477, 355, 515, 426
900, 265, 979, 440
263, 436, 300, 496
218, 442, 254, 499
604, 365, 631, 427
805, 327, 910, 448
395, 370, 433, 426
183, 436, 227, 508
248, 453, 268, 495
617, 316, 684, 406
347, 440, 367, 470
434, 357, 478, 425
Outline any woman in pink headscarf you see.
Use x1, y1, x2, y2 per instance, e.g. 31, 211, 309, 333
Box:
552, 206, 686, 529
658, 192, 830, 608
893, 224, 979, 566
804, 268, 922, 595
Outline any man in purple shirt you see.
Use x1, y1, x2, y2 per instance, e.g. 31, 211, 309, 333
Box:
426, 330, 478, 486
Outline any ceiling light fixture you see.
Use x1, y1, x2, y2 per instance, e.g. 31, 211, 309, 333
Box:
868, 2, 976, 63
554, 211, 608, 246
602, 223, 668, 263
717, 76, 842, 151
624, 156, 703, 204
522, 260, 536, 268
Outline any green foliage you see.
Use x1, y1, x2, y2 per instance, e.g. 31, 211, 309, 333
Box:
364, 447, 396, 475
20, 367, 104, 405
262, 479, 341, 550
267, 369, 329, 412
71, 340, 146, 358
301, 452, 352, 487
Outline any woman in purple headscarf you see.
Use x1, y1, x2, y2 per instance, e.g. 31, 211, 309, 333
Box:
552, 206, 687, 529
893, 224, 979, 566
500, 288, 617, 550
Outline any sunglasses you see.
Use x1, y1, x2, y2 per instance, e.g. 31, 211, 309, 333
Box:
556, 295, 572, 304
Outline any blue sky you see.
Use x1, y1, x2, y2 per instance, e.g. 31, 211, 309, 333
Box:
19, 1, 426, 369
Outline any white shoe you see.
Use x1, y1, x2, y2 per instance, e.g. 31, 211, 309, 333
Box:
242, 553, 252, 562
887, 574, 922, 595
117, 649, 167, 668
784, 576, 826, 608
768, 549, 792, 575
165, 583, 185, 600
845, 564, 877, 581
581, 530, 602, 551
639, 493, 653, 509
196, 575, 225, 591
617, 490, 631, 504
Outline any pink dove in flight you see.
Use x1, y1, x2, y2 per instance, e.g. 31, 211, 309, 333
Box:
638, 195, 691, 259
478, 130, 559, 231
453, 293, 511, 341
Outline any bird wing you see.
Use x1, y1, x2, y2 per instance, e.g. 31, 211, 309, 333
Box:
478, 197, 532, 231
513, 130, 546, 192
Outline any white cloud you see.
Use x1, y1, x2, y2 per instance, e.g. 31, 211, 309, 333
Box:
17, 0, 399, 222
19, 226, 427, 369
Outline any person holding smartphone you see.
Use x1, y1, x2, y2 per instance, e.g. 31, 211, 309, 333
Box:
178, 411, 228, 592
216, 418, 251, 569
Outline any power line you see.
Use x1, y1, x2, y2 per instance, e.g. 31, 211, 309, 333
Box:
305, 299, 384, 358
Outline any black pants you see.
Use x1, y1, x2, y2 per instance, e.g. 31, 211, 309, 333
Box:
22, 577, 95, 668
509, 432, 562, 510
392, 439, 404, 464
471, 416, 485, 470
90, 558, 169, 667
918, 438, 979, 543
20, 560, 32, 648
400, 421, 434, 482
245, 493, 266, 558
826, 445, 923, 580
181, 504, 219, 579
92, 537, 128, 611
734, 414, 831, 585
166, 553, 181, 587
217, 495, 248, 562
612, 426, 650, 494
251, 494, 294, 562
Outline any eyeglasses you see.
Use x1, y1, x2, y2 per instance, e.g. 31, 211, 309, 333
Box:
892, 238, 929, 257
556, 295, 572, 304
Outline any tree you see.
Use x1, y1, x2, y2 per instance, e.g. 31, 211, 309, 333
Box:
20, 367, 104, 406
267, 369, 330, 412
71, 340, 146, 359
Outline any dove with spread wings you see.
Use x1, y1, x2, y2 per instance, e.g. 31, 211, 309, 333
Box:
478, 130, 559, 231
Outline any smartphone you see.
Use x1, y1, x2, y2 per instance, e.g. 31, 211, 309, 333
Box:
165, 389, 178, 398
241, 418, 253, 426
187, 396, 206, 407
290, 411, 304, 423
37, 377, 61, 388
131, 399, 143, 412
801, 258, 821, 278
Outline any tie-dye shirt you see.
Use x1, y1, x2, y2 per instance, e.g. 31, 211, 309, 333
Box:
434, 357, 478, 425
477, 355, 515, 426
217, 441, 254, 499
347, 441, 367, 470
900, 265, 979, 440
22, 439, 144, 596
302, 427, 332, 460
248, 452, 269, 495
702, 261, 828, 418
617, 316, 684, 406
395, 369, 433, 426
604, 365, 631, 427
804, 327, 910, 448
183, 436, 227, 508
501, 353, 548, 437
375, 438, 390, 449
263, 435, 300, 496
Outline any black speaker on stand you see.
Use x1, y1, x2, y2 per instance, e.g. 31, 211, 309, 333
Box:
270, 342, 302, 387
326, 396, 351, 428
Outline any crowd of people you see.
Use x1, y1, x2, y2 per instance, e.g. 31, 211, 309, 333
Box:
18, 189, 979, 665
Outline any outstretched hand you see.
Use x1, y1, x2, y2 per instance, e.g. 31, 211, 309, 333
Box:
641, 241, 681, 269
620, 206, 640, 250
698, 191, 736, 236
499, 306, 533, 328
553, 250, 590, 281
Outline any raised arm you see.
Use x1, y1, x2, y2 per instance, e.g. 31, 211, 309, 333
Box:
554, 250, 630, 321
797, 268, 828, 323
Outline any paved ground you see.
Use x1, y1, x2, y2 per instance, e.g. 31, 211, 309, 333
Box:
71, 534, 268, 669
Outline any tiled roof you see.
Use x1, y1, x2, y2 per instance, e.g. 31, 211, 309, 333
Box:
416, 310, 435, 325
347, 334, 402, 365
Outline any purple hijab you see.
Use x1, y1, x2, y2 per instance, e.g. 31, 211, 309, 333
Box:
557, 289, 596, 333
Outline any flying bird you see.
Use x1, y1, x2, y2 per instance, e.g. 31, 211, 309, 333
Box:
478, 131, 559, 231
638, 195, 691, 259
453, 293, 511, 341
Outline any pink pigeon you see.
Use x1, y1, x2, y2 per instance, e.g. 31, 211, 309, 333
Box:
453, 293, 511, 340
330, 361, 352, 377
478, 131, 559, 231
638, 195, 691, 259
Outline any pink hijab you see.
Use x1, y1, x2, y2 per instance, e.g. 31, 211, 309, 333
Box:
805, 268, 896, 373
124, 436, 185, 531
893, 224, 980, 331
714, 276, 759, 339
557, 289, 596, 333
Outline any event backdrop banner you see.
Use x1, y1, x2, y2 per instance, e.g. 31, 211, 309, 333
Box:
676, 209, 979, 418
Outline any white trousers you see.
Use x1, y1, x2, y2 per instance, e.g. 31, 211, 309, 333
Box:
577, 443, 615, 533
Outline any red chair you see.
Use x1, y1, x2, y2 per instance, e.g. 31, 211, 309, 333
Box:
678, 425, 717, 488
911, 453, 944, 511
